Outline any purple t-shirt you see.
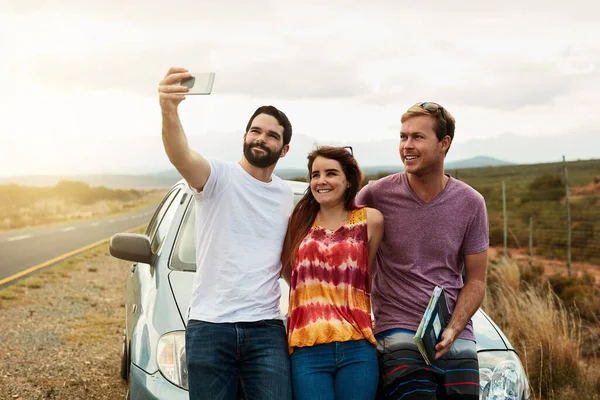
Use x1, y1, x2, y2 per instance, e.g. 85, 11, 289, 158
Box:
355, 172, 489, 341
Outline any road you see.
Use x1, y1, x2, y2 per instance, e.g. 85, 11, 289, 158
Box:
0, 205, 158, 285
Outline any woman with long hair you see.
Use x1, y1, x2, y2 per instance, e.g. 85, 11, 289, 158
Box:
281, 146, 384, 400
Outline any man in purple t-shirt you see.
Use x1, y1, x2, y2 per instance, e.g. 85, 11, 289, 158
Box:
356, 102, 489, 400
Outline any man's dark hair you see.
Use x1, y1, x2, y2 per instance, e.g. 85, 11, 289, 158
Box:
245, 106, 293, 145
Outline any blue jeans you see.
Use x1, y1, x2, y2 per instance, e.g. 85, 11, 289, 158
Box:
185, 319, 292, 400
291, 340, 379, 400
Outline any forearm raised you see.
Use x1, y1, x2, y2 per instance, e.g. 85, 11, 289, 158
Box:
161, 110, 192, 167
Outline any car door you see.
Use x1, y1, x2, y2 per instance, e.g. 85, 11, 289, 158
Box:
126, 186, 183, 354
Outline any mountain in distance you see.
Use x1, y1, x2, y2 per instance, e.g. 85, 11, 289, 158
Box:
446, 155, 512, 169
0, 156, 512, 188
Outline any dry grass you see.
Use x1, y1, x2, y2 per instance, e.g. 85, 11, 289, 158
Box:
0, 286, 25, 300
21, 278, 44, 289
483, 257, 600, 400
60, 314, 123, 345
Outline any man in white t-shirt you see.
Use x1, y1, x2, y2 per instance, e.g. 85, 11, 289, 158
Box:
158, 67, 294, 400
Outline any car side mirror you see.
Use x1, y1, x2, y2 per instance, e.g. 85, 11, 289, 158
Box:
109, 233, 153, 264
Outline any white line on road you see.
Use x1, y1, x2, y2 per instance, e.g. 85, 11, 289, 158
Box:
7, 235, 32, 242
109, 219, 117, 223
61, 227, 76, 232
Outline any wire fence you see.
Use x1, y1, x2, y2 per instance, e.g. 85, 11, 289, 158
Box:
483, 162, 600, 271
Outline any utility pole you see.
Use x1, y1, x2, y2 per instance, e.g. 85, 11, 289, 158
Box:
563, 156, 572, 277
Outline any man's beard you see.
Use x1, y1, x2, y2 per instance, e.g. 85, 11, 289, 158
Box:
243, 141, 283, 168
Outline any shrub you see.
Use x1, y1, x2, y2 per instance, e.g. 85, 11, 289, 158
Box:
548, 273, 600, 323
524, 174, 565, 202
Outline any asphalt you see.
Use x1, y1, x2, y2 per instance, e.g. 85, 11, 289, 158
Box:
0, 205, 158, 285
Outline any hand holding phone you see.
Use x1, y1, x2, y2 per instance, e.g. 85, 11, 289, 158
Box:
179, 72, 215, 95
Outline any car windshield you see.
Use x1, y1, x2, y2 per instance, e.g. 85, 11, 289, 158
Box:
170, 191, 306, 271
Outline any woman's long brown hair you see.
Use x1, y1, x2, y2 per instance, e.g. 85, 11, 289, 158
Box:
281, 146, 364, 273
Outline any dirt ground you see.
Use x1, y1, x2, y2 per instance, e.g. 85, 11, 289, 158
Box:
488, 245, 600, 283
0, 244, 129, 399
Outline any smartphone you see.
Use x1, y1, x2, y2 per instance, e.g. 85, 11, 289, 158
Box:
179, 72, 215, 95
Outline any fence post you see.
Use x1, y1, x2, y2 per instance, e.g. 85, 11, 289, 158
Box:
502, 180, 507, 258
563, 156, 572, 277
529, 216, 533, 272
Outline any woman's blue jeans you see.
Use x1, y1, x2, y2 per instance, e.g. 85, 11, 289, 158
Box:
290, 339, 379, 400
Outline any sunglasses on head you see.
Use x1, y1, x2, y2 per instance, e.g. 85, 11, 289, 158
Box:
419, 102, 447, 121
342, 146, 353, 155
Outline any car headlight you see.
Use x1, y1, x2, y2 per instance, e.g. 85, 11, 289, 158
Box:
157, 331, 188, 390
479, 351, 530, 400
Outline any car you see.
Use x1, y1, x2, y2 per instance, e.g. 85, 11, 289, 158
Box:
109, 179, 531, 400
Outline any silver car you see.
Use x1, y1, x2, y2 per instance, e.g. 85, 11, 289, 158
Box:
110, 179, 531, 400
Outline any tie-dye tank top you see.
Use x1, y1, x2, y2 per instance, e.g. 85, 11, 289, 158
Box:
287, 207, 376, 351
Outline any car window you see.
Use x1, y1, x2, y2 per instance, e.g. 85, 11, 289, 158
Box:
293, 192, 304, 204
145, 187, 181, 246
150, 188, 184, 254
171, 190, 305, 271
146, 189, 178, 238
175, 204, 197, 269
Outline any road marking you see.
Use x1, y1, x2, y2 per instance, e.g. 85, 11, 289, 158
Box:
91, 222, 101, 227
7, 235, 32, 242
109, 219, 116, 223
0, 223, 148, 287
61, 227, 76, 232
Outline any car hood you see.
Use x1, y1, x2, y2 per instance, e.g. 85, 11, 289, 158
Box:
169, 271, 509, 351
472, 309, 510, 351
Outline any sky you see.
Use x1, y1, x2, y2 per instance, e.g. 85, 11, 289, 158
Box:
1, 0, 599, 176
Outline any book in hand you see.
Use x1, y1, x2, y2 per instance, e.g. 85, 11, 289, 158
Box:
413, 286, 451, 365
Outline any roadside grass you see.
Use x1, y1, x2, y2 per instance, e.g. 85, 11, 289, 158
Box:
22, 278, 44, 289
59, 313, 123, 345
483, 256, 600, 400
0, 285, 26, 300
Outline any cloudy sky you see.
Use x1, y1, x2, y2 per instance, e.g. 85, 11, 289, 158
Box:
1, 0, 599, 176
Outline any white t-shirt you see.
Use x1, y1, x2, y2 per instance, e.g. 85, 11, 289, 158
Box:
187, 158, 294, 323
